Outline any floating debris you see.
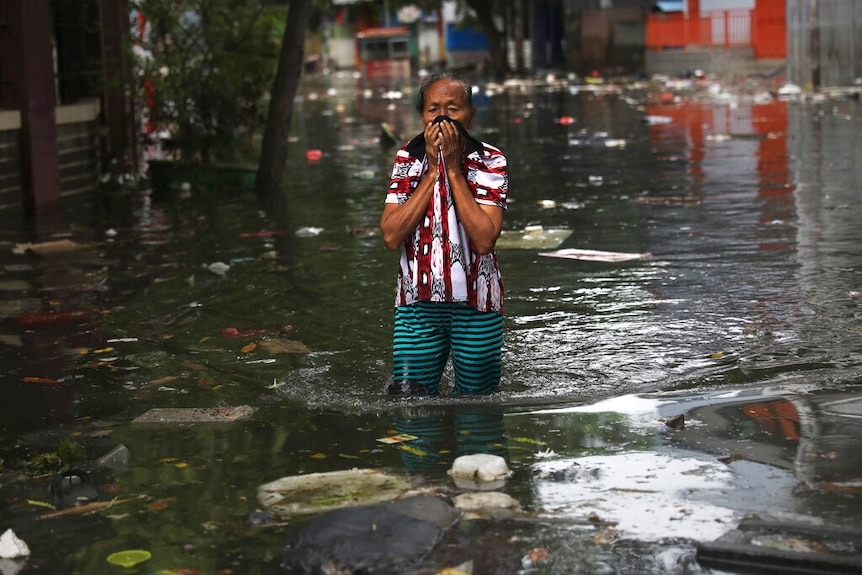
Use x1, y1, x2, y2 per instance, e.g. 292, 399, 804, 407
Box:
538, 248, 651, 262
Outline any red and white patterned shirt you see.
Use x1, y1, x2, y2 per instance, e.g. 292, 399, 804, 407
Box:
385, 138, 508, 313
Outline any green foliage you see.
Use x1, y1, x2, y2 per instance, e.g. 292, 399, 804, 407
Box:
26, 438, 87, 474
133, 0, 288, 163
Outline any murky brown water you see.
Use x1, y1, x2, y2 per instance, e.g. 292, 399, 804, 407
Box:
1, 74, 861, 574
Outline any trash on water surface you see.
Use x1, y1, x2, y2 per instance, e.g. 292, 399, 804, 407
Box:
11, 239, 90, 256
568, 133, 627, 148
132, 405, 256, 424
0, 529, 30, 559
448, 454, 511, 491
295, 226, 324, 237
258, 468, 411, 517
496, 226, 573, 250
258, 338, 310, 354
205, 261, 230, 275
376, 433, 418, 444
106, 549, 151, 568
538, 248, 651, 262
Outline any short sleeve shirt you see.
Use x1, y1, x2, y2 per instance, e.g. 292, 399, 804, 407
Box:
385, 140, 508, 313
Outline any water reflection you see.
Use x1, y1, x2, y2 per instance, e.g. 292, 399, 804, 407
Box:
1, 73, 861, 574
394, 405, 509, 477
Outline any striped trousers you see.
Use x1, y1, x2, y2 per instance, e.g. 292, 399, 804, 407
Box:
393, 302, 502, 396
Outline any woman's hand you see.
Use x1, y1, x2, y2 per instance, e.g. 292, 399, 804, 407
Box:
424, 119, 464, 172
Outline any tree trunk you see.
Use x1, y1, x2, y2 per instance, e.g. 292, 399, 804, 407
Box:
255, 0, 311, 199
464, 0, 509, 80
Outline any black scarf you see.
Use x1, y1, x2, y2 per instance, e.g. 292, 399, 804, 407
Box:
404, 116, 485, 160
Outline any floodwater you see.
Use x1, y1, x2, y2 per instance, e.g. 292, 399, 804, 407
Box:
1, 72, 861, 574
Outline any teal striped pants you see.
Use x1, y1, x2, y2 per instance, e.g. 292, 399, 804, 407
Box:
393, 302, 503, 396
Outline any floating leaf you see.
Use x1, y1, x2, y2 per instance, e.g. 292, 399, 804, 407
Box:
148, 498, 173, 511
399, 444, 428, 457
338, 453, 360, 459
528, 548, 549, 562
511, 437, 547, 446
27, 499, 56, 510
310, 453, 326, 459
241, 342, 257, 353
107, 549, 151, 568
22, 377, 58, 384
376, 434, 417, 444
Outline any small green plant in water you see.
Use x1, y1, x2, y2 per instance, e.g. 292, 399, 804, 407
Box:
28, 438, 87, 474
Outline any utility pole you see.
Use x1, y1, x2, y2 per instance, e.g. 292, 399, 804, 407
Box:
809, 0, 820, 88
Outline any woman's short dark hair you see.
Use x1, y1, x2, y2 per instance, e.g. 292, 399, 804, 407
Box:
415, 71, 474, 113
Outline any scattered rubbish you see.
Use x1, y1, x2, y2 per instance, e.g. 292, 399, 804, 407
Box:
376, 433, 418, 444
436, 560, 474, 575
0, 335, 24, 347
49, 469, 99, 508
448, 453, 511, 491
496, 226, 573, 250
664, 414, 686, 429
644, 115, 673, 125
11, 239, 89, 256
14, 310, 92, 327
221, 327, 267, 338
295, 226, 324, 237
205, 261, 230, 275
258, 468, 411, 517
280, 495, 459, 574
106, 549, 151, 568
258, 338, 310, 354
38, 496, 141, 519
245, 510, 279, 527
539, 199, 556, 209
0, 530, 30, 559
96, 444, 130, 470
21, 377, 58, 384
588, 175, 603, 185
568, 133, 626, 148
132, 405, 256, 424
538, 248, 651, 262
305, 149, 323, 163
453, 491, 520, 512
238, 230, 283, 238
777, 83, 803, 97
556, 116, 576, 125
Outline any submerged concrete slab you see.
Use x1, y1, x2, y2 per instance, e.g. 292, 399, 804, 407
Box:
132, 405, 256, 424
697, 518, 862, 574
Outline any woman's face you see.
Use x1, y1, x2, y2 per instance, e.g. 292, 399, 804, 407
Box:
419, 78, 476, 129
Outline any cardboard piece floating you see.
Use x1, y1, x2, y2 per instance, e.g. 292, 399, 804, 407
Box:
539, 249, 651, 262
132, 405, 256, 424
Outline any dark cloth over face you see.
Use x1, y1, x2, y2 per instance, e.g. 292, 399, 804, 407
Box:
405, 115, 485, 159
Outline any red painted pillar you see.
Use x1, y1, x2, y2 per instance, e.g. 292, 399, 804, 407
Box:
6, 0, 61, 215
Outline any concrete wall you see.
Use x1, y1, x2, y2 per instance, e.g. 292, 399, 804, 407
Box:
0, 99, 101, 213
646, 47, 785, 77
